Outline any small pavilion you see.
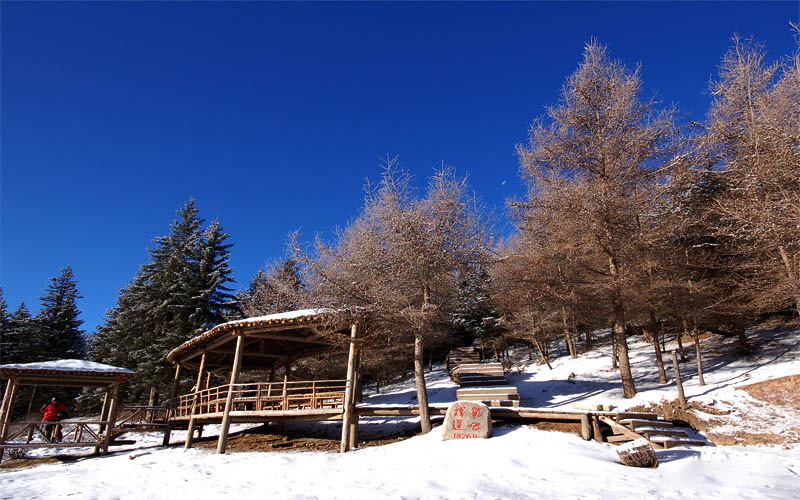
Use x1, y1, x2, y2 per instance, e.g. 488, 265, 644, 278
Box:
0, 359, 136, 462
165, 308, 364, 454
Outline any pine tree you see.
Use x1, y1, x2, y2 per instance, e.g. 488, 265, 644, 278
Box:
36, 266, 86, 360
90, 200, 235, 401
2, 302, 38, 364
239, 258, 305, 317
0, 288, 10, 362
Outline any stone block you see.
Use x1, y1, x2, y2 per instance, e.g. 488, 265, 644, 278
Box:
442, 401, 491, 440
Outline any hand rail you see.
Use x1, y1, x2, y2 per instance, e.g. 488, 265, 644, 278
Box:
173, 379, 348, 417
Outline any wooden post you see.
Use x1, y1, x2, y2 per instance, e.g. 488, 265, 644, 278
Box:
0, 379, 15, 438
580, 413, 592, 440
592, 415, 603, 442
0, 378, 19, 462
340, 322, 358, 453
349, 347, 361, 450
162, 364, 182, 446
672, 351, 687, 409
281, 360, 291, 411
217, 334, 245, 454
185, 352, 207, 449
101, 382, 120, 455
94, 389, 111, 454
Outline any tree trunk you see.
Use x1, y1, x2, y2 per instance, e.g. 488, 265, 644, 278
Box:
532, 337, 553, 370
562, 306, 577, 359
414, 333, 432, 433
648, 307, 667, 384
694, 329, 705, 386
584, 325, 593, 351
735, 322, 750, 354
678, 319, 689, 362
778, 245, 800, 317
611, 332, 618, 369
609, 257, 636, 398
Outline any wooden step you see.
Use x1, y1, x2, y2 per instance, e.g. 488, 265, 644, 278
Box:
458, 394, 520, 403
648, 436, 707, 448
612, 412, 659, 421
637, 428, 689, 438
606, 434, 636, 443
459, 379, 508, 387
458, 387, 519, 396
619, 418, 673, 429
478, 400, 520, 407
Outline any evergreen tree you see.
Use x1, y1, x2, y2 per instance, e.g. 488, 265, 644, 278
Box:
2, 302, 38, 364
451, 265, 501, 353
37, 266, 86, 360
239, 258, 304, 317
90, 200, 235, 401
0, 287, 10, 361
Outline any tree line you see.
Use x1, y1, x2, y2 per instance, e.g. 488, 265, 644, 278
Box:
2, 34, 796, 426
0, 267, 86, 365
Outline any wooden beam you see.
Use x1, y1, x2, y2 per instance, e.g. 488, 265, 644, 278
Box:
185, 352, 207, 449
217, 333, 245, 454
247, 332, 330, 345
208, 350, 283, 358
340, 322, 358, 453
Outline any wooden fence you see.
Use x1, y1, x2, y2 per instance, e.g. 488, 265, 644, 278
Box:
0, 420, 107, 449
173, 379, 347, 418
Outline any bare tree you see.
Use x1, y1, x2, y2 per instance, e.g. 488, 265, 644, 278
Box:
702, 35, 800, 319
516, 40, 677, 398
295, 159, 491, 433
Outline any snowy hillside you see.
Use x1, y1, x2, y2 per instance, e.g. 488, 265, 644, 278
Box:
2, 324, 800, 499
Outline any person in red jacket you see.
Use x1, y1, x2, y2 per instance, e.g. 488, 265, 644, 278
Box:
40, 397, 67, 442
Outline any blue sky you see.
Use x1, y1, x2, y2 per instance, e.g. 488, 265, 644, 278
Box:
1, 1, 798, 333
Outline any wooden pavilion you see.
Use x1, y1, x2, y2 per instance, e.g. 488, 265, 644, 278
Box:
0, 360, 136, 462
165, 309, 364, 454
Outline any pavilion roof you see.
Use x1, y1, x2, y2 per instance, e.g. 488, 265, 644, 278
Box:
166, 308, 354, 371
0, 359, 136, 387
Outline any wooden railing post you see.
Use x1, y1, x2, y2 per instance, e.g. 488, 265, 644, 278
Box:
217, 333, 245, 454
162, 364, 182, 446
101, 382, 120, 455
185, 352, 207, 449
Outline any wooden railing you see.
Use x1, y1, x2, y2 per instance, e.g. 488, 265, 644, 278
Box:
0, 420, 107, 448
173, 379, 347, 418
115, 405, 169, 427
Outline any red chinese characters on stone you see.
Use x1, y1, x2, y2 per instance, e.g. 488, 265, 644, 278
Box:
442, 401, 492, 440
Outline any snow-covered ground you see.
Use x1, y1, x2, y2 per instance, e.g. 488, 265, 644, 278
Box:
2, 324, 800, 499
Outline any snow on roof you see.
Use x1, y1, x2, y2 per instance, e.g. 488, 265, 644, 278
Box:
0, 359, 135, 374
167, 308, 348, 363
222, 308, 335, 328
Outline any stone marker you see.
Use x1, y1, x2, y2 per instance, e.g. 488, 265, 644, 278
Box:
442, 401, 492, 440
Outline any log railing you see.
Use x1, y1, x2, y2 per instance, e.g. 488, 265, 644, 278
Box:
173, 379, 347, 418
0, 420, 107, 448
115, 405, 169, 427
